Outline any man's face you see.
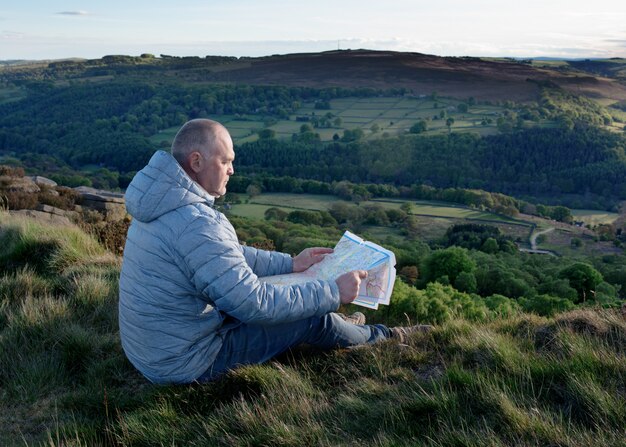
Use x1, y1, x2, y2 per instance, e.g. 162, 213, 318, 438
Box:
194, 128, 235, 197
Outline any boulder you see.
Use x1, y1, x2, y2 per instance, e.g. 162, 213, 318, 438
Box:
36, 203, 78, 220
29, 176, 58, 188
9, 209, 71, 226
74, 186, 126, 221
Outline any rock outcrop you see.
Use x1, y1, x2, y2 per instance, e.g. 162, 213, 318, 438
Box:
74, 186, 126, 221
29, 176, 58, 188
0, 175, 40, 194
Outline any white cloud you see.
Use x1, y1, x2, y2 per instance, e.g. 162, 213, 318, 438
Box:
56, 11, 90, 16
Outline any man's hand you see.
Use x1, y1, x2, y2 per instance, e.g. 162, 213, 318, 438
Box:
336, 270, 368, 304
293, 247, 333, 273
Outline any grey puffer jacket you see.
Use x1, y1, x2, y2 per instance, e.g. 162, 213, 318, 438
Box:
119, 151, 340, 384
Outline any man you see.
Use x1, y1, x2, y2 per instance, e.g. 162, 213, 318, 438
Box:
119, 119, 427, 384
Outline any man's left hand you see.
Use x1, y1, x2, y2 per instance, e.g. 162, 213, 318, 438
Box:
293, 247, 333, 273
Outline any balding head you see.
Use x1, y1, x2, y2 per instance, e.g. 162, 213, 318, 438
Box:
171, 119, 235, 197
171, 119, 227, 165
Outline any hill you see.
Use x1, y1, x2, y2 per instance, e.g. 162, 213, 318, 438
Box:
0, 212, 625, 445
193, 50, 626, 102
3, 50, 626, 103
1, 49, 625, 210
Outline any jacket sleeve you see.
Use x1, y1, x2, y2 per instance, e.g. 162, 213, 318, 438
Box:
242, 245, 293, 277
175, 213, 340, 325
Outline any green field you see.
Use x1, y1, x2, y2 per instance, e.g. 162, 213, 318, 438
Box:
227, 193, 534, 243
227, 203, 292, 219
228, 194, 532, 232
249, 193, 340, 210
371, 199, 528, 224
571, 209, 620, 226
149, 95, 536, 145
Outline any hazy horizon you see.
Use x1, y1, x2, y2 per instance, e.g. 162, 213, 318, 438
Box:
2, 48, 623, 64
1, 1, 625, 61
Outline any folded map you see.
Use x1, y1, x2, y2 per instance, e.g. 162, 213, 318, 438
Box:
260, 231, 396, 309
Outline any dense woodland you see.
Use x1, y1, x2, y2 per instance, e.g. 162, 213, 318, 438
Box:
235, 126, 626, 208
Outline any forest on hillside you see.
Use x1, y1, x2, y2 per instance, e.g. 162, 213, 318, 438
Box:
0, 55, 626, 209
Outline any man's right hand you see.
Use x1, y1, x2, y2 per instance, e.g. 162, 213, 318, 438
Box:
336, 270, 368, 304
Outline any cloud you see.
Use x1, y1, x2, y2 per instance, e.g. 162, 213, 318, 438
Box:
56, 11, 90, 16
1, 31, 25, 40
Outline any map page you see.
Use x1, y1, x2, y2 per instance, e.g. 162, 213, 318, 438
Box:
259, 231, 396, 309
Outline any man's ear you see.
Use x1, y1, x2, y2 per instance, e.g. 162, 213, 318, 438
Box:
188, 151, 203, 173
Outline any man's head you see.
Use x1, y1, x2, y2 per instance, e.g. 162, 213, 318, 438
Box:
171, 119, 235, 198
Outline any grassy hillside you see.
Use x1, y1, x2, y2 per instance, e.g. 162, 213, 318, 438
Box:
1, 212, 625, 446
150, 96, 508, 145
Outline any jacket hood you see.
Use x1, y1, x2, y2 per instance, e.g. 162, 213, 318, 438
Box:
124, 151, 215, 222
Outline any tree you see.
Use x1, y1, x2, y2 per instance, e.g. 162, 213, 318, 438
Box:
399, 265, 419, 285
497, 116, 513, 133
457, 103, 469, 113
409, 120, 428, 134
550, 206, 573, 223
454, 271, 477, 293
422, 247, 476, 285
559, 262, 603, 303
400, 202, 414, 214
481, 237, 499, 254
341, 128, 364, 142
286, 210, 323, 226
519, 294, 575, 317
264, 207, 288, 221
257, 128, 276, 140
246, 184, 261, 199
445, 117, 455, 132
314, 100, 331, 110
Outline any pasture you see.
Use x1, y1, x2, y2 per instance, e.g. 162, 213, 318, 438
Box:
571, 209, 620, 226
148, 95, 527, 145
227, 193, 533, 243
370, 198, 527, 224
233, 193, 531, 225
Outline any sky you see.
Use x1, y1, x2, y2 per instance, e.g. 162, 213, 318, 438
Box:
1, 0, 625, 60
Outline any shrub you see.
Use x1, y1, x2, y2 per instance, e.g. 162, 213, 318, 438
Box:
390, 281, 488, 324
38, 186, 80, 210
3, 191, 38, 210
518, 294, 575, 317
422, 247, 476, 285
0, 165, 25, 177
